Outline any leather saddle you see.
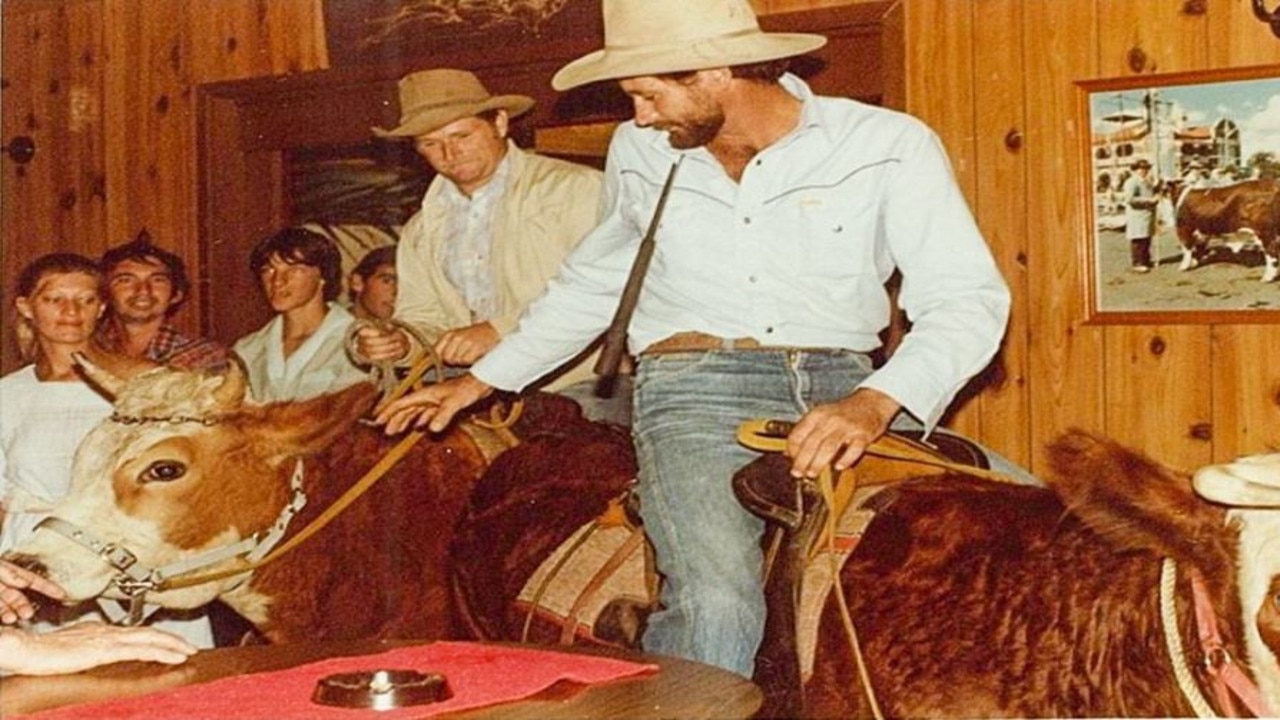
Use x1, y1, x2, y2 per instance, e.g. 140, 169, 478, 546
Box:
732, 425, 992, 718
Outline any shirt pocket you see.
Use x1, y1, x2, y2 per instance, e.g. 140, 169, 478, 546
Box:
787, 196, 881, 281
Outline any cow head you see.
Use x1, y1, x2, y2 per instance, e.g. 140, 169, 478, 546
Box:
1193, 451, 1280, 709
5, 356, 377, 612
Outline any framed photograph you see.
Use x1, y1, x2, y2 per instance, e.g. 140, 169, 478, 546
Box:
1077, 65, 1280, 324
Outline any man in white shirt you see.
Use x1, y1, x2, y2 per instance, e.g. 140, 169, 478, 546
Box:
375, 0, 1012, 677
234, 228, 369, 403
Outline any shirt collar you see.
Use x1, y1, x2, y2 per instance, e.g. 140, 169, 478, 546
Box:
642, 73, 830, 157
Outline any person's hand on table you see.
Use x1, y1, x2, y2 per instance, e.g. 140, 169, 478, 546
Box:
0, 621, 197, 676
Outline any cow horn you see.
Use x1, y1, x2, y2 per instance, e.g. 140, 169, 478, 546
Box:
211, 357, 248, 410
73, 352, 125, 399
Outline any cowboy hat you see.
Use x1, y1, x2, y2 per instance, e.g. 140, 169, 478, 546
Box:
551, 0, 827, 91
373, 69, 535, 138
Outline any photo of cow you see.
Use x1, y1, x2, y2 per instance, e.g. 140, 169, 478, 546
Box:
1079, 65, 1280, 322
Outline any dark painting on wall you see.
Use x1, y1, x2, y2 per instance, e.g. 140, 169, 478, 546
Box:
323, 0, 603, 67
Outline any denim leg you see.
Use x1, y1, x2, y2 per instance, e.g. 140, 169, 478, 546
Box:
632, 350, 872, 676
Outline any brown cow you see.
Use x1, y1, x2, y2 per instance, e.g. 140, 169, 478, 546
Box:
736, 430, 1280, 718
451, 426, 1280, 717
1175, 178, 1280, 282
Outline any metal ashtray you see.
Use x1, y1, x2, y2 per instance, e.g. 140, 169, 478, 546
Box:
312, 669, 452, 711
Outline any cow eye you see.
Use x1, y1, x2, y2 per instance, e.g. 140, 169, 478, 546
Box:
140, 461, 187, 483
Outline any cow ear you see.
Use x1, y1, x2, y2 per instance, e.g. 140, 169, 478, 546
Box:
244, 382, 380, 461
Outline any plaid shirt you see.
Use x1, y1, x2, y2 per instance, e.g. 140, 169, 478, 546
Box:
97, 323, 230, 373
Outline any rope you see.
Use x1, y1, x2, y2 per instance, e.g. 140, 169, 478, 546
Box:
814, 464, 886, 720
1160, 557, 1218, 718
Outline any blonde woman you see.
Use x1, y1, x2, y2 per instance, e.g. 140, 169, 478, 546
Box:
0, 252, 212, 647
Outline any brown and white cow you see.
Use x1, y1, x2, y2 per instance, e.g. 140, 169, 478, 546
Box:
5, 358, 636, 646
4, 360, 502, 643
737, 429, 1280, 718
1175, 178, 1280, 282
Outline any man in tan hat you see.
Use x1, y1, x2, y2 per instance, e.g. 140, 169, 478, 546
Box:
354, 68, 620, 420
375, 1, 1015, 676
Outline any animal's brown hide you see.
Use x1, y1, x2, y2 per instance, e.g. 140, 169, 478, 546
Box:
450, 392, 642, 646
237, 384, 491, 643
785, 430, 1245, 719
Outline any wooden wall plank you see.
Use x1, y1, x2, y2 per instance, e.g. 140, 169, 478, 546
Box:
1, 0, 106, 372
1096, 0, 1212, 471
967, 0, 1031, 467
1019, 0, 1106, 473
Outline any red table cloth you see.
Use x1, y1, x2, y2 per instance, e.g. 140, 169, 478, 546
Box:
15, 641, 659, 719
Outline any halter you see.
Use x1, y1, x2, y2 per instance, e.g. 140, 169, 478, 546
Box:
35, 459, 307, 626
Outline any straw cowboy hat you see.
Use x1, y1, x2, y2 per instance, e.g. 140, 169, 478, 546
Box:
373, 69, 535, 138
551, 0, 827, 91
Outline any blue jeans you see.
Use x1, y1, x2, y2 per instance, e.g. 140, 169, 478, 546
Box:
632, 349, 1037, 678
633, 349, 875, 677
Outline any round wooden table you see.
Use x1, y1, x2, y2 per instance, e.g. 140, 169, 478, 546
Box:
0, 640, 762, 719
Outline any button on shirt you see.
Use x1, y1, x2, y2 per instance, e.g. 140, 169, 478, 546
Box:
472, 74, 1010, 429
440, 155, 511, 323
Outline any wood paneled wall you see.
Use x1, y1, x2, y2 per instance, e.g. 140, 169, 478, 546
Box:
2, 0, 1278, 473
902, 0, 1280, 472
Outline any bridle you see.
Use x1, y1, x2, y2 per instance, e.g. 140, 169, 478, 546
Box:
36, 451, 308, 627
1161, 557, 1275, 718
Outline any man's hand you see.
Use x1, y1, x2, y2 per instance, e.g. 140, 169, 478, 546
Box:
354, 325, 411, 364
374, 373, 495, 434
785, 388, 901, 479
0, 560, 66, 625
0, 622, 197, 676
434, 322, 499, 366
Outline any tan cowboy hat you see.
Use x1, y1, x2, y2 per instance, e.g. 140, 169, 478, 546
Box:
372, 69, 535, 138
551, 0, 827, 91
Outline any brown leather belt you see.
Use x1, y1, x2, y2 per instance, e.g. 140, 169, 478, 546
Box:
641, 331, 765, 355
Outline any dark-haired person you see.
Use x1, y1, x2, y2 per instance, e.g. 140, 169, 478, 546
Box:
348, 245, 398, 323
95, 231, 230, 372
233, 228, 368, 402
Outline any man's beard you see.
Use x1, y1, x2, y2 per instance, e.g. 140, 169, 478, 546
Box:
664, 110, 725, 150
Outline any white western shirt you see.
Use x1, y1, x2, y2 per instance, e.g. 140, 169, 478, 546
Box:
473, 75, 1010, 429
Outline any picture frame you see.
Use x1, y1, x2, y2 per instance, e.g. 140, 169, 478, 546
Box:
1076, 65, 1280, 324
